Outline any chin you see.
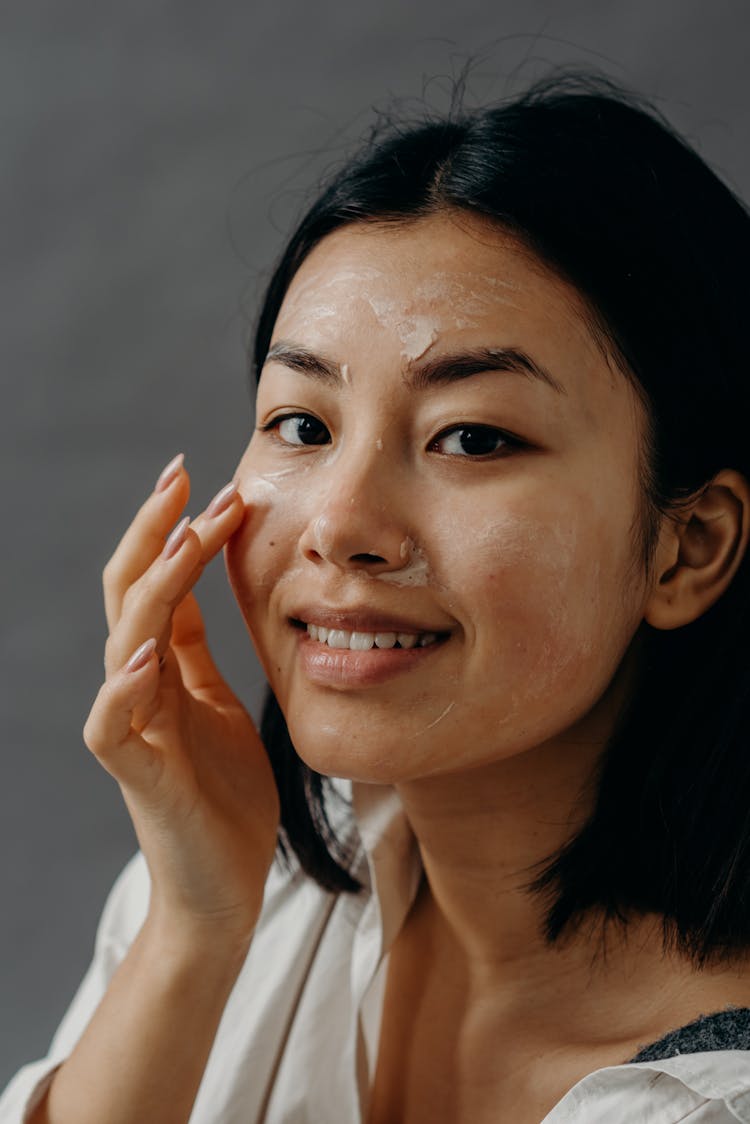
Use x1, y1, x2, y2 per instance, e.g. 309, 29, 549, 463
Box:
286, 719, 421, 785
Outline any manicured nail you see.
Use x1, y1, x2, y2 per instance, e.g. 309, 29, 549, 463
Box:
206, 481, 238, 519
162, 515, 190, 559
154, 453, 184, 493
125, 637, 157, 673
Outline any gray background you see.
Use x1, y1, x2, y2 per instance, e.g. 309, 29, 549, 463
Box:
2, 0, 749, 1086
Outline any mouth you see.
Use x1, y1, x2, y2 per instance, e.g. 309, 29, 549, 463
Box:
289, 615, 451, 687
293, 619, 443, 651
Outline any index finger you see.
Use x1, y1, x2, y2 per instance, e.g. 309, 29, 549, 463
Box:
103, 454, 190, 631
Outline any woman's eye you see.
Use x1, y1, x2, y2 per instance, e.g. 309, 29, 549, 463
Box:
269, 414, 330, 446
430, 425, 514, 458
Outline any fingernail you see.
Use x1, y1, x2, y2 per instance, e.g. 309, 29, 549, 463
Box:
125, 637, 157, 673
154, 453, 185, 493
206, 481, 238, 519
162, 515, 190, 559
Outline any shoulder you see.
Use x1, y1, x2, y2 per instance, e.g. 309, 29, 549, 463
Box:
546, 1051, 750, 1123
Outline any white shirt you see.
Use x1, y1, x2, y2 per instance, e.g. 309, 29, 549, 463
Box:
2, 778, 750, 1123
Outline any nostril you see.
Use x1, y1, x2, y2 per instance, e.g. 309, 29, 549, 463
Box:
351, 552, 388, 564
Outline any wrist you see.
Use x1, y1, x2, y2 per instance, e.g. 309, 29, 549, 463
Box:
140, 904, 256, 976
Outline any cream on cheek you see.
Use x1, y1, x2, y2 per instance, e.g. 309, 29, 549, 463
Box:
234, 469, 309, 594
245, 481, 434, 589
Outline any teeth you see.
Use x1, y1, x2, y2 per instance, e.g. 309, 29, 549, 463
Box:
350, 632, 375, 651
305, 623, 438, 650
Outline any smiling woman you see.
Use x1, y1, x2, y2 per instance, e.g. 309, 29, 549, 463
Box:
4, 74, 750, 1124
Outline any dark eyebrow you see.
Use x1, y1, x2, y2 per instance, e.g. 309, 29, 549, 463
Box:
265, 341, 341, 385
410, 346, 567, 395
263, 340, 566, 396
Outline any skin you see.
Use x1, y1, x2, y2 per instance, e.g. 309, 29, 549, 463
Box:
229, 219, 646, 776
76, 212, 750, 1123
223, 212, 750, 1116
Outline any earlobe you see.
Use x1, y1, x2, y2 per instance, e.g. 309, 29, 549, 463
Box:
643, 470, 750, 632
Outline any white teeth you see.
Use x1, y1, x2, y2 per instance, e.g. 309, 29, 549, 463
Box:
327, 630, 349, 649
305, 623, 439, 650
350, 632, 375, 651
397, 632, 417, 649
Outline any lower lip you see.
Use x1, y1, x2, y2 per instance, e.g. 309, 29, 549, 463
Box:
296, 631, 446, 687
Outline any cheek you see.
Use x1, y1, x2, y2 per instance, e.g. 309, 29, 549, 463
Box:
224, 478, 305, 618
445, 506, 631, 700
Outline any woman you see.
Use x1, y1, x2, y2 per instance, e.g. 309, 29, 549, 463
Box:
4, 73, 750, 1122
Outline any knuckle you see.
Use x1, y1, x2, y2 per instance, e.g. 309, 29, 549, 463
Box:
83, 682, 124, 758
102, 558, 121, 590
103, 634, 119, 671
82, 713, 106, 757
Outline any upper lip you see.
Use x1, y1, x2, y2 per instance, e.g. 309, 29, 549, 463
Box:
289, 605, 452, 635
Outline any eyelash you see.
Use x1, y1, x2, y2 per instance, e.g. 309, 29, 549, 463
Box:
258, 412, 524, 459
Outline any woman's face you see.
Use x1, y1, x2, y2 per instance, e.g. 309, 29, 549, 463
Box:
226, 212, 651, 782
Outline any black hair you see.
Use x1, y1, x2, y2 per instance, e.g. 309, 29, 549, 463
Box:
252, 73, 750, 965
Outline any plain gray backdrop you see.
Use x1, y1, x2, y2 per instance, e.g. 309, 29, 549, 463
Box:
2, 0, 750, 1086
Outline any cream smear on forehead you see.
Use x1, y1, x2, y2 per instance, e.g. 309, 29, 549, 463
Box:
366, 271, 522, 362
276, 266, 385, 327
276, 265, 524, 361
367, 296, 438, 361
413, 271, 522, 329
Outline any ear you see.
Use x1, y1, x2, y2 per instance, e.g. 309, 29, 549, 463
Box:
644, 469, 750, 631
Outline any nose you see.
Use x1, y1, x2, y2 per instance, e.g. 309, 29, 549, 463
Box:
298, 451, 410, 573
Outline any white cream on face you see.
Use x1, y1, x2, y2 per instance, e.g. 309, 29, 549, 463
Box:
243, 459, 433, 587
230, 214, 645, 788
274, 264, 526, 369
373, 536, 431, 586
242, 466, 306, 507
367, 295, 439, 361
309, 513, 336, 558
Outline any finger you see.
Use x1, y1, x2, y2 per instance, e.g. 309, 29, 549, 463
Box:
105, 516, 203, 677
103, 454, 190, 631
186, 480, 245, 560
105, 489, 244, 679
84, 638, 165, 794
170, 592, 235, 699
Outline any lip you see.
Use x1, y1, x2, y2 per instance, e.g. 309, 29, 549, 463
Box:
295, 627, 448, 688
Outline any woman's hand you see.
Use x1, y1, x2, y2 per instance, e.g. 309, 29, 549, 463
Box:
83, 454, 280, 946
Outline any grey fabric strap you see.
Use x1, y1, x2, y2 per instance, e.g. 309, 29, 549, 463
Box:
628, 1006, 750, 1063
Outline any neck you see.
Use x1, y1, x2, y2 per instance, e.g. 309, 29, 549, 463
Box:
396, 724, 603, 971
392, 664, 743, 1044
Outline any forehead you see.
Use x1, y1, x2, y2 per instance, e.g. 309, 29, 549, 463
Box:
272, 214, 633, 428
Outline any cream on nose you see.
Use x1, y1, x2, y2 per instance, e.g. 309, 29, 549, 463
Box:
310, 514, 336, 558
